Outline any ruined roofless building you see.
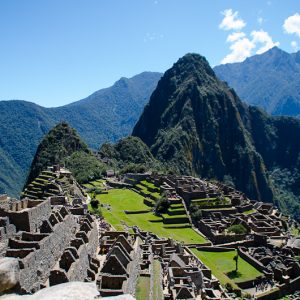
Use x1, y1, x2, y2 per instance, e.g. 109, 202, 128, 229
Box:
0, 196, 100, 294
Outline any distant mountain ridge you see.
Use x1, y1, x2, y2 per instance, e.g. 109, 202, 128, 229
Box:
133, 53, 300, 220
214, 47, 300, 117
0, 71, 162, 196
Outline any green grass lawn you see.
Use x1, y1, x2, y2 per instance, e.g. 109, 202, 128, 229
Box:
191, 249, 263, 288
291, 227, 300, 237
94, 189, 207, 244
135, 276, 150, 300
140, 180, 157, 190
135, 182, 160, 199
153, 260, 163, 300
243, 209, 256, 215
84, 179, 105, 188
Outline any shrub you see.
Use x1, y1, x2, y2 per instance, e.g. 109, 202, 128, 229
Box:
90, 199, 99, 209
227, 224, 247, 235
225, 282, 233, 292
154, 197, 170, 215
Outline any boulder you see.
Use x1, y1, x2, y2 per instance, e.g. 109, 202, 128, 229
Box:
0, 257, 20, 293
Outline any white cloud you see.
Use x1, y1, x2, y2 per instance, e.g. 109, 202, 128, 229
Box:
283, 13, 300, 37
226, 32, 246, 42
219, 9, 246, 31
258, 17, 264, 25
143, 32, 164, 43
291, 40, 298, 51
221, 37, 255, 64
251, 30, 280, 54
219, 9, 279, 64
221, 29, 279, 64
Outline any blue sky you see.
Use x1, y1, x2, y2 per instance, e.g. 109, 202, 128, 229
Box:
0, 0, 299, 107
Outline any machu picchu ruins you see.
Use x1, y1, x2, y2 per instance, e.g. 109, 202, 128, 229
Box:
0, 166, 300, 299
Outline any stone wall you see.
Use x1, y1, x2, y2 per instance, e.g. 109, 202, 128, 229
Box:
50, 215, 99, 285
6, 212, 78, 293
1, 199, 51, 232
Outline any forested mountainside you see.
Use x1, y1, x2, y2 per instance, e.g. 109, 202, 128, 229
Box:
214, 47, 300, 117
133, 53, 300, 220
0, 72, 161, 196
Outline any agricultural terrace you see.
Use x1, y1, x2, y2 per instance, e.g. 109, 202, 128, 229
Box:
135, 276, 150, 300
89, 187, 207, 245
191, 249, 263, 289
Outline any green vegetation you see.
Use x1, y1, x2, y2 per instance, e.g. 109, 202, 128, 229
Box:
133, 53, 274, 204
99, 136, 166, 175
0, 72, 161, 196
135, 276, 150, 300
135, 183, 160, 200
243, 209, 256, 215
132, 52, 300, 220
65, 151, 105, 184
92, 188, 207, 244
153, 260, 163, 300
271, 167, 300, 222
227, 224, 248, 235
24, 122, 108, 192
214, 47, 300, 117
155, 197, 171, 215
88, 202, 102, 216
191, 249, 263, 287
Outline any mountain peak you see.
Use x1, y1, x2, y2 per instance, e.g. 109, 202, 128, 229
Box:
25, 122, 90, 186
133, 53, 274, 202
214, 46, 300, 116
170, 53, 216, 81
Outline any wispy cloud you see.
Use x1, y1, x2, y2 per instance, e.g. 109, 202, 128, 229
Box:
143, 32, 164, 43
219, 9, 246, 31
291, 41, 299, 51
283, 13, 300, 38
222, 37, 255, 64
219, 9, 279, 64
226, 32, 246, 42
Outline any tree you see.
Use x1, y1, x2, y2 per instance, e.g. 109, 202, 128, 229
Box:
227, 224, 247, 235
90, 198, 98, 209
154, 197, 170, 215
233, 253, 239, 272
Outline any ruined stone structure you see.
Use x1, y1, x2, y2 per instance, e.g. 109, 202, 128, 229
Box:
0, 196, 100, 294
22, 165, 86, 206
96, 231, 140, 296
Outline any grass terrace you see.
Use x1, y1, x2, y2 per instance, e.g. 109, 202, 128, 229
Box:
191, 249, 263, 288
135, 184, 160, 200
243, 209, 256, 215
140, 180, 158, 190
135, 276, 150, 300
92, 188, 208, 244
153, 260, 163, 299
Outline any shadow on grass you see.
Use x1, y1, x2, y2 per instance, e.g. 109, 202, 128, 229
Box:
227, 270, 242, 279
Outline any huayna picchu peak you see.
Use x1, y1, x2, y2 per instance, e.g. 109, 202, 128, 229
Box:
133, 53, 300, 221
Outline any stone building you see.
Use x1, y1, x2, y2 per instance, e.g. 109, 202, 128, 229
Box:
0, 196, 100, 294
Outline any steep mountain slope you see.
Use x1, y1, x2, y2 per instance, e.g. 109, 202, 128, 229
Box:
133, 53, 300, 219
25, 122, 105, 188
99, 136, 160, 173
214, 47, 300, 117
0, 72, 161, 196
